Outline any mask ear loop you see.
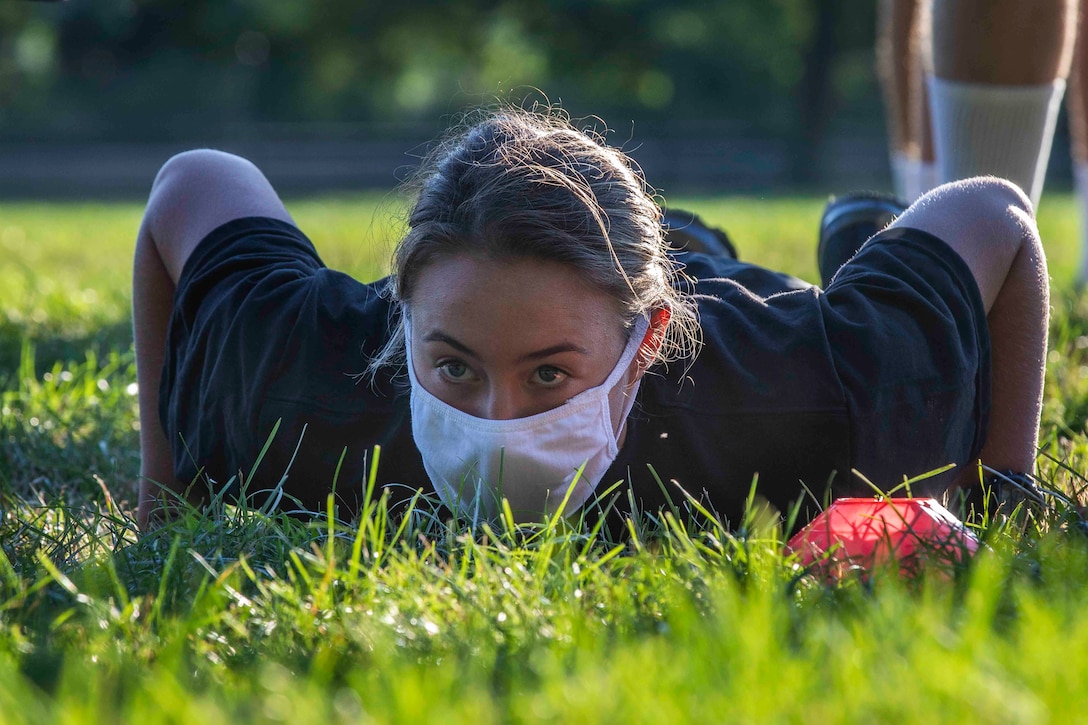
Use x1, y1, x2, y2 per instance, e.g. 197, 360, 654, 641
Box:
599, 314, 652, 448
600, 314, 652, 392
402, 315, 418, 386
402, 315, 434, 392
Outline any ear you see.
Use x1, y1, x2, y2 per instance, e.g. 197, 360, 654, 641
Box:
634, 306, 671, 378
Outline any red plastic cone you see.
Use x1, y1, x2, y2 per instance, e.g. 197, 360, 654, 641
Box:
787, 498, 980, 579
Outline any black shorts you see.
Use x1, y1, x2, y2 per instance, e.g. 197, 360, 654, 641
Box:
161, 217, 989, 523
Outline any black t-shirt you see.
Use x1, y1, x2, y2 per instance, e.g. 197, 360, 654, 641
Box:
161, 217, 989, 526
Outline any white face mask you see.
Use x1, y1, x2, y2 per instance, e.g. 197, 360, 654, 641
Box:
404, 315, 649, 522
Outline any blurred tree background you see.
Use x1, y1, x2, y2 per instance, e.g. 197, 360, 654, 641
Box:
0, 0, 930, 193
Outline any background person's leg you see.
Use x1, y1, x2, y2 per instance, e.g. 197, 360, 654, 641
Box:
927, 0, 1078, 207
1068, 8, 1088, 284
877, 0, 936, 202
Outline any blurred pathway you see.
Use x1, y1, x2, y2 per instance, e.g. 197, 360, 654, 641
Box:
0, 128, 1021, 200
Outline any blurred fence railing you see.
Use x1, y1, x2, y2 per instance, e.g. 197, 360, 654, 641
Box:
0, 126, 1072, 200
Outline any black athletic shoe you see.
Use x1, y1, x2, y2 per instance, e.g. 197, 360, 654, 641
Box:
662, 208, 738, 259
817, 192, 907, 288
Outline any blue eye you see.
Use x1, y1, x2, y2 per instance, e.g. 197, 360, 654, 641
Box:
534, 366, 566, 386
439, 360, 472, 381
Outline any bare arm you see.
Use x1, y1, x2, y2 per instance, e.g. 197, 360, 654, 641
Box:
877, 0, 928, 158
889, 176, 1049, 481
142, 149, 294, 282
134, 150, 293, 529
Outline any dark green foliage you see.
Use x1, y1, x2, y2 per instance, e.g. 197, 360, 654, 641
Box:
5, 1, 880, 144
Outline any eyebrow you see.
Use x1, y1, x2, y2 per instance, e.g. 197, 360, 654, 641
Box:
518, 343, 590, 362
422, 330, 590, 362
423, 331, 479, 360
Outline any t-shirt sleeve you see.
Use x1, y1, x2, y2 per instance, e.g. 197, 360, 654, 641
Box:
160, 217, 425, 511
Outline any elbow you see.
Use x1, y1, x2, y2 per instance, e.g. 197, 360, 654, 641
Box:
150, 149, 252, 196
960, 175, 1034, 220
918, 175, 1040, 257
144, 149, 256, 239
893, 175, 1045, 311
937, 175, 1035, 230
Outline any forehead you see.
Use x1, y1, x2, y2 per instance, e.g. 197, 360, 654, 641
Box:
408, 254, 626, 354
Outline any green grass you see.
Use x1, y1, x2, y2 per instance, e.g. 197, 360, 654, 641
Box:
2, 193, 1088, 722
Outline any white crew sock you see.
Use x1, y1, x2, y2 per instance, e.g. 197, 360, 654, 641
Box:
927, 76, 1066, 208
1075, 163, 1088, 286
891, 151, 939, 203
